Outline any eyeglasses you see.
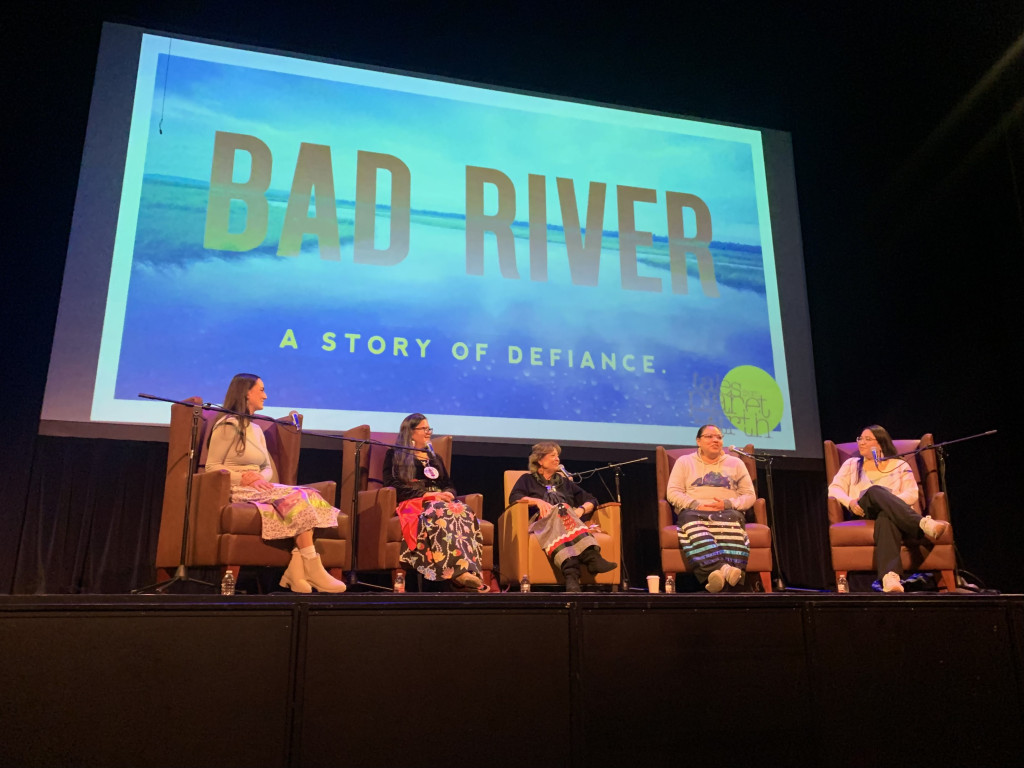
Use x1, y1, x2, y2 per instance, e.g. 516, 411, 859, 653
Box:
700, 433, 724, 440
855, 436, 878, 443
413, 427, 434, 434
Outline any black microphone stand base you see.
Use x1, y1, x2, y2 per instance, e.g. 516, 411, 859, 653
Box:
132, 564, 217, 594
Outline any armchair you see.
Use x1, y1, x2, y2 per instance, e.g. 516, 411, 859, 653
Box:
155, 402, 367, 584
655, 445, 773, 592
825, 433, 955, 591
498, 470, 621, 589
356, 435, 494, 587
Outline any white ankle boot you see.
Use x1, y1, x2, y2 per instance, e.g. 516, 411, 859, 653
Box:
302, 554, 347, 593
280, 551, 312, 593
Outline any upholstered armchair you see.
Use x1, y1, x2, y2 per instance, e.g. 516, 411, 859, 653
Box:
498, 470, 621, 590
655, 445, 773, 592
356, 435, 494, 588
155, 401, 367, 583
825, 434, 955, 591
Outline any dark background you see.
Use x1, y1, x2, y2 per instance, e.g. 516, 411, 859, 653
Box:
3, 1, 1021, 594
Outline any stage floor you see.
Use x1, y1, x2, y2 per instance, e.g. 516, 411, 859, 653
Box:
2, 592, 1022, 768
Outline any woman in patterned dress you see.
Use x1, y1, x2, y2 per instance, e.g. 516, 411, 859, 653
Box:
383, 413, 488, 592
205, 373, 347, 593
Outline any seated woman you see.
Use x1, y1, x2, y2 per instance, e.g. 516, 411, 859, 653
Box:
382, 413, 488, 592
828, 424, 950, 593
205, 373, 347, 593
507, 441, 616, 592
666, 424, 754, 593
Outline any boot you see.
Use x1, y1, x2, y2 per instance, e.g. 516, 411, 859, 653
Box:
578, 546, 616, 575
280, 550, 312, 593
562, 558, 582, 592
302, 554, 347, 593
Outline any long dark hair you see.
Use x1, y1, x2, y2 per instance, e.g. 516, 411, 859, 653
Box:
214, 373, 260, 454
392, 412, 427, 481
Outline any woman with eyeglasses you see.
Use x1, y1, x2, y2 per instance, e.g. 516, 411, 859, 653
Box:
665, 424, 755, 592
827, 424, 949, 592
382, 413, 488, 592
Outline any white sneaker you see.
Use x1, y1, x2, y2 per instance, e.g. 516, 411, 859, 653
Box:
705, 570, 725, 593
882, 571, 905, 593
919, 515, 950, 542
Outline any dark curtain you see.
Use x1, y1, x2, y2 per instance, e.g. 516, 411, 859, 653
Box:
1, 436, 835, 595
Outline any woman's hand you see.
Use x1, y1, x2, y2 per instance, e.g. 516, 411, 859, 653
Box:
850, 501, 865, 517
697, 499, 725, 512
536, 499, 556, 518
241, 471, 272, 491
436, 491, 455, 502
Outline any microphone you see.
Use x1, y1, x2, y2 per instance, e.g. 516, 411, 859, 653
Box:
558, 464, 574, 480
727, 445, 755, 459
291, 412, 301, 430
871, 448, 880, 469
426, 441, 435, 457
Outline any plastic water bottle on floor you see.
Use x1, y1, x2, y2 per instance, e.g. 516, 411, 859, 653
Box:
837, 575, 849, 594
520, 575, 531, 593
665, 575, 675, 593
220, 570, 235, 596
394, 571, 405, 593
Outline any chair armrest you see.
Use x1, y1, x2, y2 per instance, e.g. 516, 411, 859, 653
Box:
928, 491, 950, 522
827, 497, 845, 525
497, 501, 532, 585
592, 502, 621, 563
751, 498, 767, 526
457, 492, 483, 518
356, 487, 397, 570
189, 470, 233, 565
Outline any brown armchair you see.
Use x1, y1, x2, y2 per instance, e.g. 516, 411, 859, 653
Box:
356, 435, 494, 587
825, 434, 955, 591
498, 470, 622, 589
655, 445, 773, 592
155, 401, 368, 583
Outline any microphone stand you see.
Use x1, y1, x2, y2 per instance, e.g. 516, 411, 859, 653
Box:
728, 446, 786, 592
881, 429, 996, 590
133, 394, 232, 593
568, 457, 648, 591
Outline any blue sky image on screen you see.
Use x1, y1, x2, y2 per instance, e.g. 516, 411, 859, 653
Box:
95, 35, 790, 445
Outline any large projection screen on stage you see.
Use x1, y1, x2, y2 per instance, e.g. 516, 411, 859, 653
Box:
41, 22, 821, 455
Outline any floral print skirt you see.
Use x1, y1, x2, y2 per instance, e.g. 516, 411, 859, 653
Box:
397, 497, 483, 582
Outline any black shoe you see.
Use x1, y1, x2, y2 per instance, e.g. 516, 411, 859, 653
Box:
564, 571, 582, 592
579, 546, 616, 575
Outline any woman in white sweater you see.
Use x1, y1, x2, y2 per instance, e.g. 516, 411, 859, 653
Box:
827, 424, 949, 592
205, 372, 346, 593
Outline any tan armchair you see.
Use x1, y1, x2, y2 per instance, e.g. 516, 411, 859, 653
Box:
155, 401, 367, 584
655, 445, 773, 592
356, 435, 494, 587
825, 434, 955, 591
499, 470, 621, 589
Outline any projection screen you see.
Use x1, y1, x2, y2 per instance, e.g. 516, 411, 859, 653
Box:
41, 23, 821, 455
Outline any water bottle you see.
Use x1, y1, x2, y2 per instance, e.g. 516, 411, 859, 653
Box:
220, 570, 235, 596
393, 571, 405, 593
664, 574, 675, 594
520, 574, 531, 593
837, 574, 849, 594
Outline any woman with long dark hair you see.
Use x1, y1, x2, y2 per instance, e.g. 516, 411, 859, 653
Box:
382, 413, 488, 592
828, 424, 949, 592
205, 373, 347, 593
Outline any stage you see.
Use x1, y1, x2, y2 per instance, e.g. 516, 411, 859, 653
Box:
2, 591, 1022, 768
